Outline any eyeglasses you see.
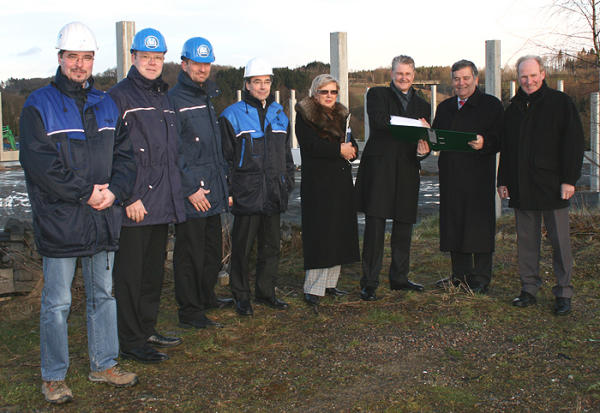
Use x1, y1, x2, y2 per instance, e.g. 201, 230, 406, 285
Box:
64, 54, 94, 63
136, 54, 165, 63
317, 89, 338, 95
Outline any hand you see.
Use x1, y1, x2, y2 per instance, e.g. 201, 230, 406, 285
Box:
340, 142, 356, 160
419, 118, 431, 128
497, 185, 509, 199
93, 188, 116, 211
228, 196, 233, 207
468, 134, 484, 150
417, 139, 430, 155
561, 183, 575, 200
125, 199, 148, 223
188, 187, 212, 212
87, 184, 109, 208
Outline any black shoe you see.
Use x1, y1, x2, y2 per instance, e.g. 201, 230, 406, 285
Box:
255, 296, 289, 309
554, 297, 572, 316
235, 300, 254, 316
512, 291, 537, 307
390, 280, 424, 292
216, 297, 235, 308
179, 317, 223, 329
120, 345, 169, 363
325, 288, 348, 296
469, 284, 489, 294
304, 293, 320, 306
360, 288, 377, 301
435, 277, 461, 289
147, 333, 182, 348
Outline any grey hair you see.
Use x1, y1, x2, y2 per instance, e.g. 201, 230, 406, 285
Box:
451, 59, 478, 78
391, 55, 415, 71
516, 55, 545, 75
309, 74, 339, 97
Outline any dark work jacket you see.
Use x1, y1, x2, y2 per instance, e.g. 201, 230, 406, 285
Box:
109, 65, 186, 226
168, 71, 229, 218
295, 97, 360, 269
433, 87, 503, 253
498, 82, 584, 210
355, 84, 431, 222
19, 68, 136, 257
219, 91, 294, 215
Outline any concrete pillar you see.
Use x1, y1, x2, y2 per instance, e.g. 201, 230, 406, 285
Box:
486, 40, 502, 218
275, 90, 280, 104
116, 21, 135, 81
289, 90, 298, 148
430, 84, 437, 121
591, 92, 600, 191
236, 90, 242, 102
330, 32, 348, 108
364, 87, 369, 141
510, 81, 516, 98
557, 79, 564, 92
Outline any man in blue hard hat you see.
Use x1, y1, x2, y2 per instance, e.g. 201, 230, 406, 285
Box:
109, 28, 186, 363
219, 57, 295, 316
20, 21, 138, 404
168, 37, 230, 329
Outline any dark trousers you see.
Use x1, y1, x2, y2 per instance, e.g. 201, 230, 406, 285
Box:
113, 224, 168, 351
361, 215, 413, 290
450, 251, 493, 287
230, 214, 280, 301
515, 207, 573, 298
174, 215, 222, 323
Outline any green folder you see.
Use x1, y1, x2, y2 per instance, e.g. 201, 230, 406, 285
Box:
388, 124, 477, 152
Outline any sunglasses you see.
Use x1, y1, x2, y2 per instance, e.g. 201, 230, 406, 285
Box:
317, 89, 339, 96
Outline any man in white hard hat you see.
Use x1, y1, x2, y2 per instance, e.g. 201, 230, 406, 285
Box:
219, 57, 294, 316
19, 22, 138, 404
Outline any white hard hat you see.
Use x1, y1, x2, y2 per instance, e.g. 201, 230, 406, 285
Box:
244, 57, 273, 78
56, 22, 98, 52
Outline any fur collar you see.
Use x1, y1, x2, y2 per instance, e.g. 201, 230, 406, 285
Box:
295, 97, 349, 143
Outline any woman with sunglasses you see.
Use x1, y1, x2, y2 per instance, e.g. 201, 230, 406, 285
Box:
295, 74, 360, 306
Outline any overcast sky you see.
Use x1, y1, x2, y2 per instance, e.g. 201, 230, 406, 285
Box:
0, 0, 582, 82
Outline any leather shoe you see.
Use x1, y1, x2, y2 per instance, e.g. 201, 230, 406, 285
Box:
360, 288, 377, 301
216, 297, 235, 308
325, 288, 348, 296
147, 333, 182, 348
304, 293, 320, 306
435, 277, 461, 289
121, 345, 169, 363
255, 296, 289, 309
512, 291, 536, 307
554, 297, 572, 316
179, 317, 223, 329
390, 280, 424, 292
235, 300, 254, 316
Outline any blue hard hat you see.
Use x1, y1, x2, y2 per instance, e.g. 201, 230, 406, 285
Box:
181, 37, 215, 63
131, 28, 167, 53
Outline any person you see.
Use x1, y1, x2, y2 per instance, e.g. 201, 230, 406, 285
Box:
432, 59, 503, 293
219, 57, 294, 316
109, 28, 186, 363
355, 55, 431, 301
498, 55, 584, 315
19, 22, 138, 404
168, 37, 230, 328
295, 74, 360, 306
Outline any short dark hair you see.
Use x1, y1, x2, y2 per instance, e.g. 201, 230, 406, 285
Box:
451, 59, 478, 78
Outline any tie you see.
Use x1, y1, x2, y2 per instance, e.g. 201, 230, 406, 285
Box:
459, 99, 466, 108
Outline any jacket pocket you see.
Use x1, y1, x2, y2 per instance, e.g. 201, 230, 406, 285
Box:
232, 171, 263, 212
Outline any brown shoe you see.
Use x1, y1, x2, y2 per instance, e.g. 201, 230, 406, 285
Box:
88, 366, 138, 387
42, 380, 73, 404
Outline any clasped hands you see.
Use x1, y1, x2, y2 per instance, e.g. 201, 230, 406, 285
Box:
87, 183, 115, 211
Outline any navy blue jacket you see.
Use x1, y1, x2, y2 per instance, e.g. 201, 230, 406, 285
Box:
168, 71, 228, 218
109, 65, 186, 226
219, 92, 294, 215
19, 68, 136, 257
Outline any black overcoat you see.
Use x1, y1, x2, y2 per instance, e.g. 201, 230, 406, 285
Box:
432, 88, 503, 253
356, 85, 431, 222
295, 97, 360, 270
498, 82, 584, 210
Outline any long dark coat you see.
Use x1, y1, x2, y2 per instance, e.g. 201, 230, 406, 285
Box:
498, 82, 584, 210
432, 88, 503, 253
295, 97, 360, 270
356, 85, 431, 222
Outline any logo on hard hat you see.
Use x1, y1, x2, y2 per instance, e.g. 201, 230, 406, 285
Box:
144, 35, 160, 49
197, 45, 210, 58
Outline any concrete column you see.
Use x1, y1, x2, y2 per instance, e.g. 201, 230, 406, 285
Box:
275, 90, 280, 104
430, 84, 437, 121
364, 87, 369, 141
510, 81, 516, 98
330, 32, 348, 108
591, 92, 600, 191
236, 90, 242, 102
289, 90, 298, 148
116, 21, 135, 81
557, 79, 564, 92
486, 40, 502, 218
